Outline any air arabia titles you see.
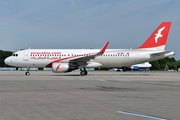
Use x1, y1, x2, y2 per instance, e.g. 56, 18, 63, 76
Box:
30, 51, 61, 60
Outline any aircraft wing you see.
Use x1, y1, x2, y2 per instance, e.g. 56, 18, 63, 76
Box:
68, 42, 109, 65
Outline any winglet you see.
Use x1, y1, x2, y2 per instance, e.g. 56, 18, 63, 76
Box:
99, 42, 109, 54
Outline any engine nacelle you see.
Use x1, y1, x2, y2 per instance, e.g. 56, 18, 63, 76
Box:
52, 63, 72, 73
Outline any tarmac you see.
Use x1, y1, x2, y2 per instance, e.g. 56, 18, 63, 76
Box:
0, 71, 180, 120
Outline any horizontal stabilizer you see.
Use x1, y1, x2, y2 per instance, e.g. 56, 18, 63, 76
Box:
150, 51, 175, 57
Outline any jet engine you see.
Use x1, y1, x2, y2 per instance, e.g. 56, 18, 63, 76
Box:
52, 63, 74, 73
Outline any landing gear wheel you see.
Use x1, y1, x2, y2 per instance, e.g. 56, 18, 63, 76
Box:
80, 70, 88, 76
25, 72, 30, 76
123, 67, 127, 72
84, 70, 87, 75
25, 67, 30, 76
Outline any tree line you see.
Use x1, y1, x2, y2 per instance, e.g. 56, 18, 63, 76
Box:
0, 50, 180, 70
0, 50, 12, 67
150, 57, 180, 71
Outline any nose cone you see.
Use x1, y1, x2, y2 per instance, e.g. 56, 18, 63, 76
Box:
4, 57, 11, 66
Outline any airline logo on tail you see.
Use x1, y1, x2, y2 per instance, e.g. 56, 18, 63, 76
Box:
155, 26, 165, 43
138, 22, 171, 50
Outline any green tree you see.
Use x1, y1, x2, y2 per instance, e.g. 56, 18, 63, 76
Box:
150, 61, 161, 70
150, 57, 180, 71
158, 58, 167, 69
0, 50, 12, 67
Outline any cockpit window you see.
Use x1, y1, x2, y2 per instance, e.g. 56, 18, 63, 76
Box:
13, 54, 18, 57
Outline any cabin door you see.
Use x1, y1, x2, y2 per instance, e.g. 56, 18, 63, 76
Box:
23, 51, 29, 61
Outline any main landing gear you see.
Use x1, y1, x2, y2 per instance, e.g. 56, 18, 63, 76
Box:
80, 69, 88, 76
25, 67, 30, 76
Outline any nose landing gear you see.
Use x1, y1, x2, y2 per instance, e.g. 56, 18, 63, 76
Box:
25, 67, 30, 76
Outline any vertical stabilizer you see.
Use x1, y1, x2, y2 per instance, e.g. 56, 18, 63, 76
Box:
138, 22, 171, 50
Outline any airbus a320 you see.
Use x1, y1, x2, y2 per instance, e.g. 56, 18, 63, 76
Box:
4, 22, 175, 76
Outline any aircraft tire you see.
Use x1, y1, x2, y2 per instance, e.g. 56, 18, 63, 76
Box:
25, 72, 30, 76
85, 70, 88, 75
123, 67, 127, 72
80, 70, 87, 76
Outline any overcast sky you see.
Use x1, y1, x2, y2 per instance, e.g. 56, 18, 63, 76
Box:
0, 0, 180, 59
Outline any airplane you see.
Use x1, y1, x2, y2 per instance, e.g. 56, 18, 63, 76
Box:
4, 22, 175, 76
131, 62, 152, 70
110, 62, 152, 71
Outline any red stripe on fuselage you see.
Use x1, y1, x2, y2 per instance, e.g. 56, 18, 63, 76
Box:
45, 52, 98, 67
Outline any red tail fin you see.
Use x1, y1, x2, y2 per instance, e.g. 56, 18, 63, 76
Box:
138, 22, 171, 50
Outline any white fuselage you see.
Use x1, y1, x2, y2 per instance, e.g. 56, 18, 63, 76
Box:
4, 49, 174, 68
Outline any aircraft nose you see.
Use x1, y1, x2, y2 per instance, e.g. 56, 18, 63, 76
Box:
4, 57, 11, 65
